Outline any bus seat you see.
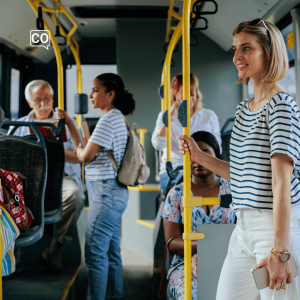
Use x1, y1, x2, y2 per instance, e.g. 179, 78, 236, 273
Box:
24, 134, 64, 224
196, 224, 235, 299
220, 117, 234, 162
0, 121, 47, 247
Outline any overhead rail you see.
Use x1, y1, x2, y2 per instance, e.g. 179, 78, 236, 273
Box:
180, 0, 218, 298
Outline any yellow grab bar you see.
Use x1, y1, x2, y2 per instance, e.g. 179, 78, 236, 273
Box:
164, 21, 183, 163
48, 14, 83, 127
165, 0, 176, 43
27, 0, 64, 110
137, 129, 148, 148
182, 0, 192, 299
40, 0, 78, 46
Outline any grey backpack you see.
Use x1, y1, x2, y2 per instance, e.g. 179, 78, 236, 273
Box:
106, 113, 150, 187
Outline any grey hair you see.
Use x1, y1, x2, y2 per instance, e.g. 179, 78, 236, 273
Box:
25, 80, 54, 101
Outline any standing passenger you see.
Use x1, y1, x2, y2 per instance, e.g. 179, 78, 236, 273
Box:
179, 19, 300, 299
152, 73, 222, 194
56, 73, 135, 300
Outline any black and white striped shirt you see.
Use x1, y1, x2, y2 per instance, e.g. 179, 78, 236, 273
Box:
230, 92, 300, 210
85, 109, 127, 181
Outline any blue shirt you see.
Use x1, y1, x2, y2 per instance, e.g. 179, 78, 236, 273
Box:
7, 110, 84, 191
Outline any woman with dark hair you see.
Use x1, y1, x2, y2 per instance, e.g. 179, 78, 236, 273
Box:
162, 131, 235, 300
56, 73, 135, 300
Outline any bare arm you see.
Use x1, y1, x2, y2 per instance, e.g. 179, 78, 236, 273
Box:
65, 149, 81, 163
163, 218, 197, 256
76, 142, 101, 163
178, 135, 230, 180
272, 153, 292, 253
253, 153, 293, 290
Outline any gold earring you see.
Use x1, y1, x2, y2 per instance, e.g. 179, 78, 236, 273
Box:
109, 98, 111, 102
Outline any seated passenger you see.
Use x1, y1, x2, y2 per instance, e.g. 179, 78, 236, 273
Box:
152, 73, 222, 194
7, 80, 84, 272
161, 131, 235, 300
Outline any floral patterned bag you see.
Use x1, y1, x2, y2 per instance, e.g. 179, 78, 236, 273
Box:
0, 169, 32, 231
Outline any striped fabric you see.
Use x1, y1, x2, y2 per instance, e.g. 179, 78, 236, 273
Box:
230, 92, 300, 211
0, 205, 20, 276
85, 109, 127, 181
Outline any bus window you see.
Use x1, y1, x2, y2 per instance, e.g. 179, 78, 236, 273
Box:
10, 68, 20, 120
66, 64, 118, 119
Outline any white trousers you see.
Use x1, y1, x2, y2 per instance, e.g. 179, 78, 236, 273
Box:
216, 206, 300, 300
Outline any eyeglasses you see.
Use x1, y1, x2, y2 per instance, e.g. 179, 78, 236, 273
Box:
32, 95, 53, 104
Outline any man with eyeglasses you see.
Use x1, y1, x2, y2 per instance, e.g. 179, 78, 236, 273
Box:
8, 79, 84, 272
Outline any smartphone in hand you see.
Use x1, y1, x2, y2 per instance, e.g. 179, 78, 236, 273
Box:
252, 257, 298, 290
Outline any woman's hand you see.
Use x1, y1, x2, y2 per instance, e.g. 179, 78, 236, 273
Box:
55, 107, 71, 125
252, 254, 292, 290
178, 135, 201, 162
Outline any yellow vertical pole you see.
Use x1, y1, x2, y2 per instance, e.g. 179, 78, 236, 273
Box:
27, 0, 64, 110
161, 70, 165, 111
182, 0, 192, 299
137, 129, 148, 148
164, 20, 183, 165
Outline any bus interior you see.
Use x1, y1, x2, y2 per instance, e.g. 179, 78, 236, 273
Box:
0, 0, 299, 299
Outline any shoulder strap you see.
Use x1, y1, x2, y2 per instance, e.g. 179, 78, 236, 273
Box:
105, 111, 130, 172
158, 235, 182, 298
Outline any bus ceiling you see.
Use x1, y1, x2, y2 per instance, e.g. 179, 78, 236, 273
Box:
0, 0, 299, 64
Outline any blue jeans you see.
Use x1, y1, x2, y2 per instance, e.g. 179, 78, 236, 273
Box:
85, 179, 129, 300
159, 171, 183, 194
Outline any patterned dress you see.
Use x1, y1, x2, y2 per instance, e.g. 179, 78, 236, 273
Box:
161, 178, 235, 300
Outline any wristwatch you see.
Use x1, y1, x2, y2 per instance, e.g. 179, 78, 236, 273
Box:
271, 248, 291, 262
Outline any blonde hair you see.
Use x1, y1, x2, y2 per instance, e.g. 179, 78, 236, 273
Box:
170, 73, 203, 112
233, 20, 289, 85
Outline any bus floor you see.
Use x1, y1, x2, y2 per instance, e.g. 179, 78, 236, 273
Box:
3, 209, 153, 300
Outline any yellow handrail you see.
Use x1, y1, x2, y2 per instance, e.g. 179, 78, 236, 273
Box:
163, 21, 183, 163
38, 1, 82, 127
48, 14, 83, 127
40, 1, 78, 46
165, 0, 176, 43
182, 0, 192, 299
137, 129, 148, 148
27, 0, 64, 110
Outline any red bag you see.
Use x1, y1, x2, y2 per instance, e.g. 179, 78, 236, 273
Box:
0, 169, 32, 231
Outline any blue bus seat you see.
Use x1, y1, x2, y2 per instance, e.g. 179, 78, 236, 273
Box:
0, 121, 47, 247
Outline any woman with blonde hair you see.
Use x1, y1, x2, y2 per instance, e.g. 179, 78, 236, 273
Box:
152, 73, 222, 194
179, 19, 300, 299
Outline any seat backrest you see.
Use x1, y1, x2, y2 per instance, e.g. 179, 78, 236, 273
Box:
196, 224, 235, 299
24, 135, 65, 213
0, 136, 47, 226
